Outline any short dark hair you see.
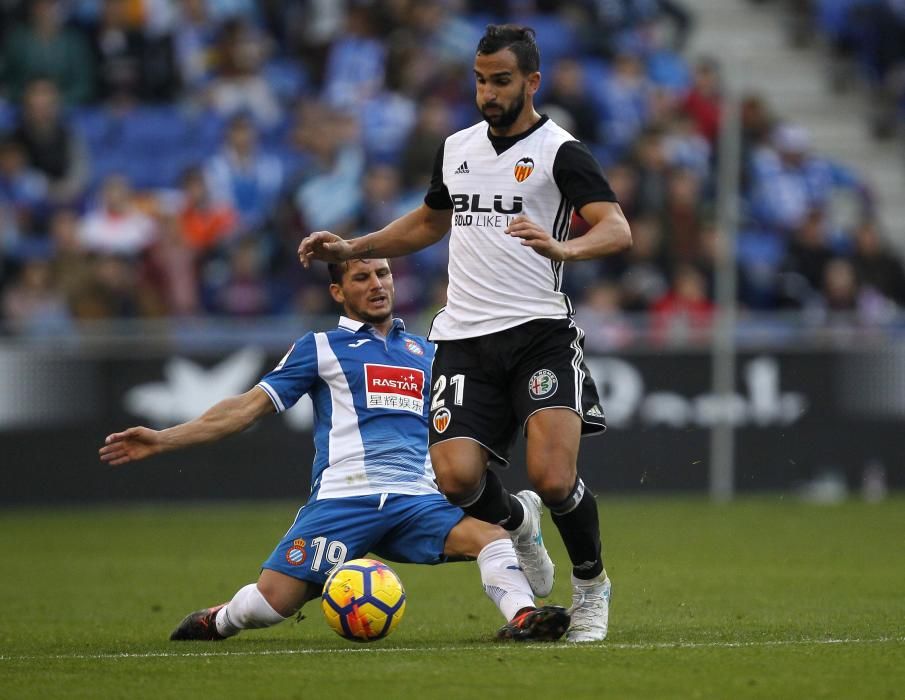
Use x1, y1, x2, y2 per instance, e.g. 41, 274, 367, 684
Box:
327, 261, 348, 285
476, 25, 540, 74
327, 258, 391, 285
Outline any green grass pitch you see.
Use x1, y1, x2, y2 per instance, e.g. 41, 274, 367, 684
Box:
1, 497, 903, 699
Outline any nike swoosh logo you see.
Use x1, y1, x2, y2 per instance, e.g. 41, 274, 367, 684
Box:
348, 339, 372, 348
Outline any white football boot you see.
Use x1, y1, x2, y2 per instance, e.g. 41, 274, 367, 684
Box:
566, 572, 611, 642
510, 490, 555, 598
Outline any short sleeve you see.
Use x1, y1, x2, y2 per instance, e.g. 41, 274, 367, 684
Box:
552, 141, 617, 211
256, 333, 318, 412
423, 142, 453, 210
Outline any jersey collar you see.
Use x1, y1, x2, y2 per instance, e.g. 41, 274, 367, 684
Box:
337, 315, 406, 334
486, 114, 549, 155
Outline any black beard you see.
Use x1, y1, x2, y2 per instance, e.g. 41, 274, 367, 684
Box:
480, 91, 525, 129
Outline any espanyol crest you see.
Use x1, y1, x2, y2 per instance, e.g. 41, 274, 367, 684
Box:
528, 369, 558, 400
285, 538, 307, 566
404, 338, 424, 355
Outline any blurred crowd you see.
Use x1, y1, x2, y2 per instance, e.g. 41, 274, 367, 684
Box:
763, 0, 905, 139
1, 0, 905, 347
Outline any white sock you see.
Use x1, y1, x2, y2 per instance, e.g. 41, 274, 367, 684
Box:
477, 538, 536, 621
215, 583, 288, 638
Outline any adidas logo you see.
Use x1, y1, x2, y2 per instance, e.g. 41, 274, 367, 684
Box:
586, 405, 604, 418
454, 161, 470, 174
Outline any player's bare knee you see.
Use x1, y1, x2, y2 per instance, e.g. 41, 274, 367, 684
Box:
530, 469, 576, 504
436, 471, 483, 505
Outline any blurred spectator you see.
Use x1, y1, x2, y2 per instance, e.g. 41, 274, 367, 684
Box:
206, 0, 259, 24
358, 81, 417, 165
352, 163, 407, 236
749, 123, 872, 235
85, 253, 156, 318
851, 219, 905, 307
89, 0, 146, 104
583, 0, 693, 57
739, 93, 775, 191
322, 3, 386, 110
618, 216, 670, 311
604, 159, 641, 221
651, 263, 714, 345
206, 18, 281, 128
281, 0, 345, 87
659, 166, 706, 264
402, 0, 476, 67
206, 237, 272, 315
385, 0, 478, 105
382, 0, 476, 102
178, 166, 238, 252
574, 280, 635, 350
10, 79, 90, 205
680, 56, 721, 145
0, 0, 96, 105
278, 100, 320, 184
846, 0, 905, 139
203, 113, 284, 232
88, 0, 180, 105
400, 96, 454, 191
1, 254, 71, 333
631, 126, 670, 214
79, 174, 156, 256
662, 111, 710, 183
779, 209, 835, 308
821, 257, 861, 312
172, 0, 219, 92
598, 52, 653, 157
146, 212, 200, 316
47, 207, 93, 314
0, 137, 49, 240
541, 58, 600, 143
811, 255, 899, 332
291, 107, 364, 234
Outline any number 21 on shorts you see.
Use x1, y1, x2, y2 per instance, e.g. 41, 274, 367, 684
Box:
430, 374, 465, 411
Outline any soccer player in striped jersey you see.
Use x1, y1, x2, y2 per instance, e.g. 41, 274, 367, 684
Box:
299, 25, 632, 642
99, 258, 568, 642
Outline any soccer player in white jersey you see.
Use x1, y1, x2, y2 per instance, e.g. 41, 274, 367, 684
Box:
299, 25, 632, 642
99, 258, 569, 642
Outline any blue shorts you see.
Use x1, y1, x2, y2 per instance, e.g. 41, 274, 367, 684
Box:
262, 492, 465, 587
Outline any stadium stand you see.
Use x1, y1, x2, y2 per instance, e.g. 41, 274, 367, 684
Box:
1, 0, 903, 348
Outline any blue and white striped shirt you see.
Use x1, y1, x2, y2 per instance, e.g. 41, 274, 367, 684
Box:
257, 316, 438, 500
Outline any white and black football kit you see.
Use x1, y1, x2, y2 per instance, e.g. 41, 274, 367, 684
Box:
424, 116, 615, 463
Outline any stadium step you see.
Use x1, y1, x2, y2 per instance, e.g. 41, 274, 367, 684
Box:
682, 0, 905, 256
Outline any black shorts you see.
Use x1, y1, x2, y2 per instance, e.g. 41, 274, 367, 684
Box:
428, 318, 606, 465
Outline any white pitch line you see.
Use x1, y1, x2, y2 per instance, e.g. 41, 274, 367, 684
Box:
1, 636, 903, 662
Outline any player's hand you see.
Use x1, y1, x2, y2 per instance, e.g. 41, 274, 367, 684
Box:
505, 216, 568, 261
297, 231, 353, 268
99, 427, 164, 466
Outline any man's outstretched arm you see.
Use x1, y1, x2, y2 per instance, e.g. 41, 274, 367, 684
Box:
99, 387, 276, 466
298, 204, 452, 267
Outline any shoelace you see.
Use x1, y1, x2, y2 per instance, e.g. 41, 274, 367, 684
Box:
569, 590, 607, 629
514, 537, 544, 572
